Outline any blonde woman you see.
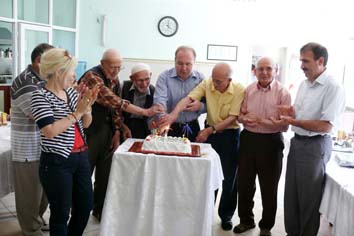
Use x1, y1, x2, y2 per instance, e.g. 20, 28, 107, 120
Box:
31, 48, 98, 236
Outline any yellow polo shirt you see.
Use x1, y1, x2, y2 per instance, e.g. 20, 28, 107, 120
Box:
188, 78, 245, 129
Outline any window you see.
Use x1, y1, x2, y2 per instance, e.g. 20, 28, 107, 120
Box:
53, 30, 76, 55
0, 0, 13, 18
17, 0, 49, 24
53, 0, 77, 28
0, 21, 14, 84
343, 42, 354, 109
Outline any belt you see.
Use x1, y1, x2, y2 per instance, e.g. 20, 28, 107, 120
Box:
206, 124, 239, 134
294, 134, 324, 140
71, 145, 88, 153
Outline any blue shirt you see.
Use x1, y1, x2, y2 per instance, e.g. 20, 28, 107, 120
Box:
154, 68, 205, 123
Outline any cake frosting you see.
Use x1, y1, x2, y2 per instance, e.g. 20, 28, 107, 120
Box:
142, 135, 192, 154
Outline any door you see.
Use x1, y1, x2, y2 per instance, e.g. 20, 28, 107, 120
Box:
19, 23, 52, 73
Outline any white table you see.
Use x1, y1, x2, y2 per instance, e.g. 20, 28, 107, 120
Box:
0, 124, 13, 198
100, 138, 224, 236
319, 152, 354, 236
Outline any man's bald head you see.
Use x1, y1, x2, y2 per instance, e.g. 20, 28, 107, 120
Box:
100, 48, 123, 79
101, 48, 122, 62
212, 62, 233, 78
211, 62, 233, 93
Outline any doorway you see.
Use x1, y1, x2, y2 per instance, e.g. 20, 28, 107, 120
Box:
19, 23, 51, 73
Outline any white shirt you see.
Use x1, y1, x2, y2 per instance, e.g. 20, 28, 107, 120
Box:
292, 70, 346, 136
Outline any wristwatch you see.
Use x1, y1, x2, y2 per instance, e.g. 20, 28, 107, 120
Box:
211, 126, 217, 134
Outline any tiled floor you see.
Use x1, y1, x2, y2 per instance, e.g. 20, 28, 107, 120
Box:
0, 140, 333, 236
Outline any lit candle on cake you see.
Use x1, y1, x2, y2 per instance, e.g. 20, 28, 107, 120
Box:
164, 125, 170, 138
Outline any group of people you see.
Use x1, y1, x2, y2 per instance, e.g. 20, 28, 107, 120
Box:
10, 42, 345, 236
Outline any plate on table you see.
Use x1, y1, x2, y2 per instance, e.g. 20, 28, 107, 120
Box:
128, 141, 201, 157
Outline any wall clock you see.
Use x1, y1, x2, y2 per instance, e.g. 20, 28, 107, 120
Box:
157, 16, 178, 37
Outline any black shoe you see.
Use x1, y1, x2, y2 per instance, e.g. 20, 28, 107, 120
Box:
260, 228, 272, 236
221, 220, 233, 231
92, 211, 101, 222
41, 223, 50, 231
233, 223, 256, 233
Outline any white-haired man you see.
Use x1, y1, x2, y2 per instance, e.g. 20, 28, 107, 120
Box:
121, 63, 155, 139
79, 50, 160, 221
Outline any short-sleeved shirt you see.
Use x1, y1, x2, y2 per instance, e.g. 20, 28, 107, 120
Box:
241, 79, 291, 133
31, 87, 85, 158
10, 65, 44, 162
292, 70, 346, 136
154, 68, 205, 123
188, 78, 245, 129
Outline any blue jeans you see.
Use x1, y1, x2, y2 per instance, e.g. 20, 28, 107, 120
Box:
39, 151, 93, 236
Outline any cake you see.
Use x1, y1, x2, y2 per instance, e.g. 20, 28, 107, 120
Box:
142, 135, 192, 154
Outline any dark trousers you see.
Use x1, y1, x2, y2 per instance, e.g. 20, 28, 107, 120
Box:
237, 129, 284, 230
169, 119, 200, 142
39, 151, 93, 236
284, 135, 332, 236
207, 128, 240, 222
125, 117, 151, 139
86, 124, 113, 216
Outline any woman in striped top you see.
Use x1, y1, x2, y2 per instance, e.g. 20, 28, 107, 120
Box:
31, 48, 98, 236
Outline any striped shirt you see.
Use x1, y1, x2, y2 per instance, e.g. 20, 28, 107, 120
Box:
31, 87, 85, 158
10, 65, 44, 162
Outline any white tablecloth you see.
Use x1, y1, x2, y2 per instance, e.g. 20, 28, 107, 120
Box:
0, 124, 13, 198
319, 152, 354, 236
100, 138, 224, 236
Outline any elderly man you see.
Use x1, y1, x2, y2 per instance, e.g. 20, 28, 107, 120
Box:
121, 63, 155, 139
154, 45, 205, 141
234, 57, 291, 236
278, 43, 345, 236
164, 62, 245, 231
79, 49, 159, 221
11, 43, 54, 235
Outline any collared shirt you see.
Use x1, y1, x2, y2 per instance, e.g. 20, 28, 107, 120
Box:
10, 65, 44, 162
154, 68, 205, 123
241, 79, 291, 133
292, 70, 345, 136
129, 84, 150, 119
80, 71, 130, 129
188, 78, 245, 129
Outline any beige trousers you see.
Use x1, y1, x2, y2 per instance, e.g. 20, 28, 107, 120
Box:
13, 161, 48, 236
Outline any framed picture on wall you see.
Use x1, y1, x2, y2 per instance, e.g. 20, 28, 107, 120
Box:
207, 44, 238, 61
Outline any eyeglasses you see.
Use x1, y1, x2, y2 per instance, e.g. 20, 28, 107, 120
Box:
102, 60, 124, 71
213, 79, 229, 85
256, 67, 274, 72
107, 65, 124, 71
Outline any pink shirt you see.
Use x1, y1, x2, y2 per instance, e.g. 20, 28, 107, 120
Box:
241, 79, 291, 134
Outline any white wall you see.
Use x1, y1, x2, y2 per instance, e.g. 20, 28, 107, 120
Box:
78, 0, 354, 107
78, 0, 354, 87
118, 59, 216, 87
78, 0, 257, 85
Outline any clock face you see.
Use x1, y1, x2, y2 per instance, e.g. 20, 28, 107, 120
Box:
158, 16, 178, 37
